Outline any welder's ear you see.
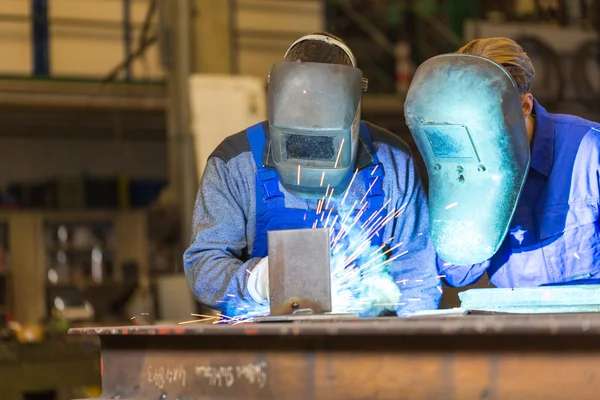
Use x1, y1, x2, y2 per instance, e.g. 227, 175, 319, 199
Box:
521, 93, 534, 119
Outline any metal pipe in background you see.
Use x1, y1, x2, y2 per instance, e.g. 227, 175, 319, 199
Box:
31, 0, 50, 77
160, 0, 197, 258
123, 0, 133, 81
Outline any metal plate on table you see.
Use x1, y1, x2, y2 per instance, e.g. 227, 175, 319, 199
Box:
459, 285, 600, 314
267, 228, 332, 316
254, 312, 358, 323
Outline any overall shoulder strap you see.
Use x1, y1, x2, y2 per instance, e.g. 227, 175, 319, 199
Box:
359, 122, 385, 209
245, 122, 285, 212
246, 122, 268, 168
359, 122, 380, 165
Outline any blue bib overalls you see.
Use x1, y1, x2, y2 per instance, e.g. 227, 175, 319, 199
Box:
246, 122, 387, 259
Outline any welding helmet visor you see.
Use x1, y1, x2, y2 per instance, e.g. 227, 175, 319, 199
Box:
404, 54, 530, 265
267, 61, 364, 199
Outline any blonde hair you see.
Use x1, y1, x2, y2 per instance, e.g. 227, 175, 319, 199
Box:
456, 37, 535, 94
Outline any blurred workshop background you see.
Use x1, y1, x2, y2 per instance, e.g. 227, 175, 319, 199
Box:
0, 0, 598, 398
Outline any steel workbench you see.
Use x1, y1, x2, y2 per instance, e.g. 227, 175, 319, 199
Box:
69, 313, 600, 399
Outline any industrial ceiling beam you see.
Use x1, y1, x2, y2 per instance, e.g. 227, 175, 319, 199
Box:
0, 79, 165, 111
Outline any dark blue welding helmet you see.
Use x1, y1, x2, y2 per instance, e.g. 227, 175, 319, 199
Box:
404, 53, 530, 265
267, 61, 366, 199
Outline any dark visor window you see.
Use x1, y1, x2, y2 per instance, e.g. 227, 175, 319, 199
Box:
423, 125, 477, 160
285, 134, 335, 161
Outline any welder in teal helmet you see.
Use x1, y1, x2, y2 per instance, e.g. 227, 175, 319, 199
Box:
184, 33, 442, 317
406, 37, 600, 289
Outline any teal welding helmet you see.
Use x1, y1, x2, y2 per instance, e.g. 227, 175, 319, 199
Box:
404, 53, 530, 265
267, 61, 366, 199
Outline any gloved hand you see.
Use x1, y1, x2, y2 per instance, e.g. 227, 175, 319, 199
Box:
357, 275, 401, 317
247, 257, 269, 303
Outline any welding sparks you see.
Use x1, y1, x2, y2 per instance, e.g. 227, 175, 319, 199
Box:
222, 175, 427, 319
297, 165, 301, 185
320, 171, 326, 187
341, 169, 359, 205
324, 208, 333, 228
325, 196, 414, 317
445, 202, 458, 210
246, 268, 257, 277
381, 242, 404, 257
179, 313, 229, 325
365, 199, 391, 227
178, 317, 215, 325
370, 242, 388, 257
328, 215, 339, 231
317, 199, 324, 215
177, 311, 261, 326
356, 250, 408, 276
326, 188, 335, 209
334, 138, 345, 168
360, 177, 379, 204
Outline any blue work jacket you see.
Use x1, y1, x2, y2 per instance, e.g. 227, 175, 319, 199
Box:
441, 99, 600, 288
184, 120, 442, 316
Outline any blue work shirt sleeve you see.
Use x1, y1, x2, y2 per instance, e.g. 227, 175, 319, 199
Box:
388, 155, 442, 316
184, 157, 264, 315
437, 256, 491, 287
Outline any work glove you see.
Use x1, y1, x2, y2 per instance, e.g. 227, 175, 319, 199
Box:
357, 275, 402, 317
247, 257, 269, 303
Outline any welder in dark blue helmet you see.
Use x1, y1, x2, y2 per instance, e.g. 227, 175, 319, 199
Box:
184, 33, 442, 317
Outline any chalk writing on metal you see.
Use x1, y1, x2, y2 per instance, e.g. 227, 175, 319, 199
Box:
195, 362, 268, 388
195, 366, 235, 388
147, 365, 187, 389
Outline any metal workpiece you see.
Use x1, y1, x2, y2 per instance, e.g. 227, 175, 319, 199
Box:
267, 228, 332, 316
70, 313, 600, 400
